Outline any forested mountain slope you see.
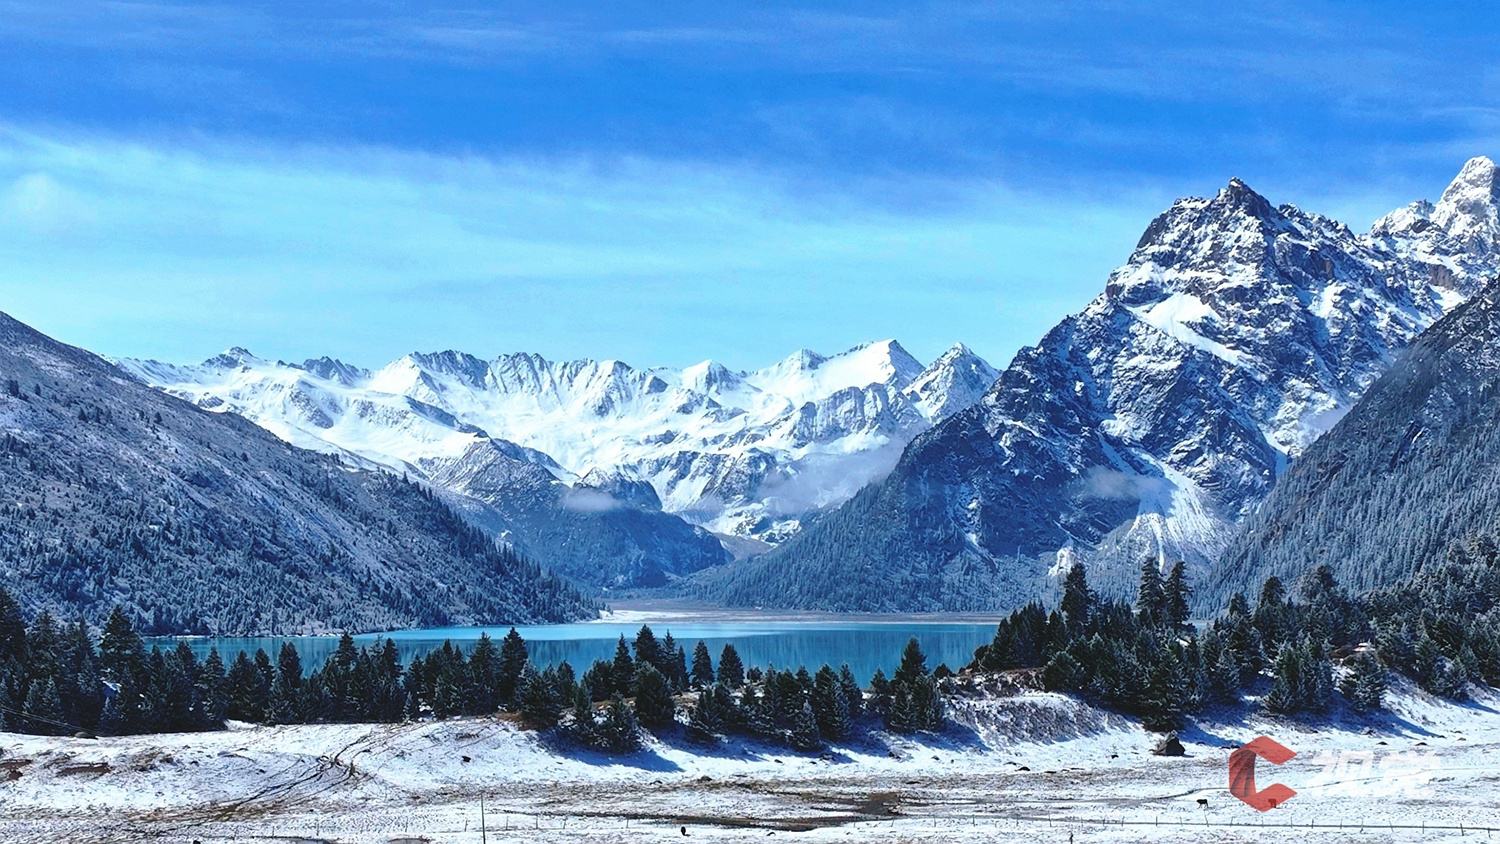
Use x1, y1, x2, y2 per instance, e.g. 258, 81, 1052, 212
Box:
0, 312, 596, 635
1208, 278, 1500, 604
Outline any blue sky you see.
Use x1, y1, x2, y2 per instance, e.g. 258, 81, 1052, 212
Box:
0, 2, 1496, 370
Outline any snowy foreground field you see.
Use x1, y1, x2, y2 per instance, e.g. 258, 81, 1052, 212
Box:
3, 680, 1499, 844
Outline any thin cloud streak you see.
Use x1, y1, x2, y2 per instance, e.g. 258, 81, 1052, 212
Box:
0, 128, 1162, 371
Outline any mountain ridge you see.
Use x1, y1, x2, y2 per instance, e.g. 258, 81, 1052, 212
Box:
0, 311, 598, 634
701, 158, 1500, 612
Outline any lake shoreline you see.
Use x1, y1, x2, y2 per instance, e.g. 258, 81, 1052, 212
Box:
591, 596, 1012, 627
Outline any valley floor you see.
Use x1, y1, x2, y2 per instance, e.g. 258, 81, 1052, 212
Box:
2, 681, 1498, 843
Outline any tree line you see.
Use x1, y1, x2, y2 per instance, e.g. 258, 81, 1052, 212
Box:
971, 548, 1500, 730
0, 592, 944, 751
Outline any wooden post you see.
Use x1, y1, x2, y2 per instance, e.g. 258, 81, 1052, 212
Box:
480, 793, 487, 844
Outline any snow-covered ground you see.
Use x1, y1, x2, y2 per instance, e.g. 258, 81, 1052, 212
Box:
3, 680, 1499, 843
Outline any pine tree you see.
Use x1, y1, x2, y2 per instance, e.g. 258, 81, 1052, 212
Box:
1304, 639, 1334, 713
582, 659, 614, 702
811, 665, 851, 740
887, 683, 915, 733
468, 633, 499, 714
837, 664, 864, 719
611, 635, 635, 695
660, 633, 687, 690
789, 701, 822, 751
1163, 561, 1190, 631
197, 648, 227, 728
0, 588, 25, 664
1136, 559, 1166, 626
1061, 562, 1092, 628
690, 641, 715, 689
1265, 645, 1303, 714
268, 642, 303, 725
1255, 577, 1288, 655
497, 627, 528, 708
633, 626, 662, 675
685, 683, 723, 743
23, 677, 65, 735
598, 692, 641, 753
569, 688, 597, 746
225, 651, 268, 722
869, 668, 893, 715
1341, 649, 1386, 713
631, 664, 675, 728
517, 662, 561, 729
98, 606, 144, 685
1041, 650, 1083, 691
718, 644, 745, 689
894, 638, 928, 687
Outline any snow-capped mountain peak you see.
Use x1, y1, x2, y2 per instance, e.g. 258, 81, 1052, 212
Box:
122, 338, 997, 545
1431, 155, 1499, 249
713, 155, 1500, 613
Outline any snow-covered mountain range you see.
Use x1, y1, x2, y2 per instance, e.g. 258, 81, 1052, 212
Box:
119, 337, 997, 575
709, 156, 1500, 611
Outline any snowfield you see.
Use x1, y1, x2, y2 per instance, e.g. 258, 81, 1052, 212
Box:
3, 680, 1499, 843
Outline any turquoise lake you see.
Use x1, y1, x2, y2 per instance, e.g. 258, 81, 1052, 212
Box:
164, 619, 1001, 685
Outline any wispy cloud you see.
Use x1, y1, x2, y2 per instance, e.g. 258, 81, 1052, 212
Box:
0, 126, 1167, 371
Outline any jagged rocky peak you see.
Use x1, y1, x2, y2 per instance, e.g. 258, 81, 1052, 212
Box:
299, 356, 368, 386
402, 350, 492, 387
202, 346, 264, 370
681, 359, 746, 394
906, 343, 1001, 419
1432, 155, 1499, 249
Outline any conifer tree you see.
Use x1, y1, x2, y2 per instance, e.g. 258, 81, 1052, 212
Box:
685, 683, 723, 743
0, 588, 25, 664
868, 668, 893, 715
1341, 649, 1386, 713
611, 635, 635, 695
98, 606, 145, 685
598, 692, 641, 753
468, 632, 499, 714
894, 638, 928, 687
517, 662, 561, 729
23, 677, 64, 735
633, 626, 662, 674
631, 663, 675, 728
1255, 577, 1288, 655
1136, 559, 1166, 626
569, 688, 597, 746
811, 665, 851, 740
497, 628, 528, 707
837, 664, 864, 719
789, 701, 822, 751
582, 659, 614, 702
1265, 645, 1303, 714
1163, 561, 1191, 631
1061, 562, 1092, 628
718, 644, 745, 689
690, 641, 715, 689
197, 648, 227, 727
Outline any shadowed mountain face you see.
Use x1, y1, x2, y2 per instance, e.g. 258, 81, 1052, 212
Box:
702, 158, 1500, 613
0, 312, 596, 635
1207, 278, 1500, 606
